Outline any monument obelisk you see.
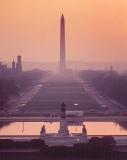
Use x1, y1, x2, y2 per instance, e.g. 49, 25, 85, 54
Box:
60, 14, 65, 73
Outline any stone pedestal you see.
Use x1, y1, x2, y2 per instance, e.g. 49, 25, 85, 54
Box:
58, 119, 69, 136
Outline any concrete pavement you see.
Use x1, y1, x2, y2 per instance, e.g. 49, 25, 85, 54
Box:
0, 116, 127, 122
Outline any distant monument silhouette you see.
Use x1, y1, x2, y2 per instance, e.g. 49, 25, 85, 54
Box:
60, 14, 65, 73
16, 55, 22, 74
12, 60, 15, 72
12, 60, 16, 72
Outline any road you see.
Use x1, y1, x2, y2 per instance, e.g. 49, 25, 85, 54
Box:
17, 75, 105, 116
78, 78, 127, 115
0, 76, 50, 115
4, 84, 42, 114
0, 116, 127, 122
1, 74, 127, 117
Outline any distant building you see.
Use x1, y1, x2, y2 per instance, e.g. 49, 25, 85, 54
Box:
0, 63, 11, 77
12, 60, 16, 72
0, 55, 23, 77
110, 65, 113, 72
16, 55, 22, 74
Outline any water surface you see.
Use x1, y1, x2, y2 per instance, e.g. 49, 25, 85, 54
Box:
0, 122, 127, 136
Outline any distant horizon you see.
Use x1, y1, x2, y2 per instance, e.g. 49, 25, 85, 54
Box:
2, 59, 127, 64
3, 60, 127, 71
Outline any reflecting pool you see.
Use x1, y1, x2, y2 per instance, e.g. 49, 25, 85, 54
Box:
0, 122, 127, 136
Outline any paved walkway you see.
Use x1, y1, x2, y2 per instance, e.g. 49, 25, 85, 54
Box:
0, 116, 127, 122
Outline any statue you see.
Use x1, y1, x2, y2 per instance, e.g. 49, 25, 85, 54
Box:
40, 125, 46, 136
82, 125, 87, 135
61, 102, 66, 119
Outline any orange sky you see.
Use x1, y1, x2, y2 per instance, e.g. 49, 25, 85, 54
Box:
0, 0, 127, 62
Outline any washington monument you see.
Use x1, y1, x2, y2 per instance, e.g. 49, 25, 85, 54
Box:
60, 14, 65, 73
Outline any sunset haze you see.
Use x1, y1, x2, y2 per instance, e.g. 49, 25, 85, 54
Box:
0, 0, 127, 63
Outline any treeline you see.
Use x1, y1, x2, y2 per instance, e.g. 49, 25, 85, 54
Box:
79, 70, 127, 107
0, 70, 47, 107
0, 136, 118, 158
44, 136, 116, 158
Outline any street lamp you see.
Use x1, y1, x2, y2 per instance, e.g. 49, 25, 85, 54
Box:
74, 103, 78, 106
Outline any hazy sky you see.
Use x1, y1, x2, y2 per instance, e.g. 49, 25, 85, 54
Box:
0, 0, 127, 62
